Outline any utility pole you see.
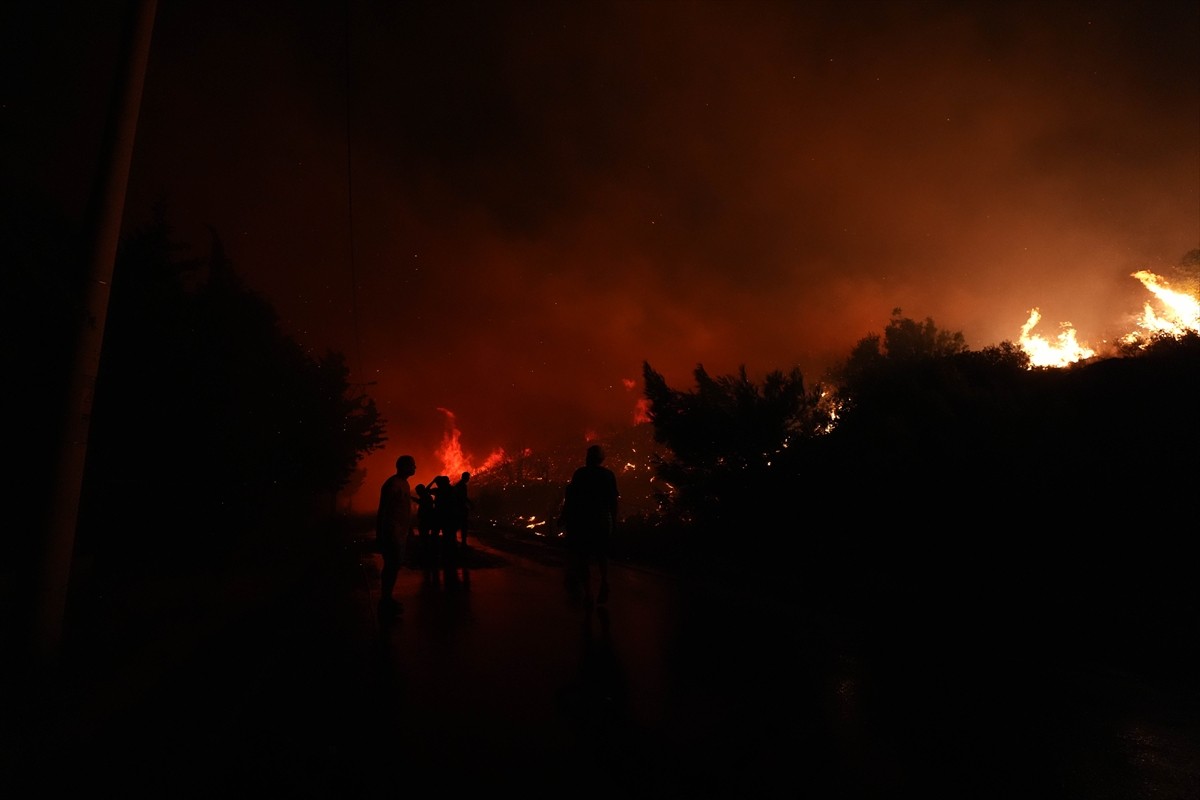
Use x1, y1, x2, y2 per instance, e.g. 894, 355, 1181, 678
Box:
36, 0, 157, 665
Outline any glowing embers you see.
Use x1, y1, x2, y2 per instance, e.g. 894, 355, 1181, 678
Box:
517, 515, 563, 538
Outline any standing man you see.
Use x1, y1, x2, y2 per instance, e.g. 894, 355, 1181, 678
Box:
450, 471, 473, 550
429, 474, 454, 563
561, 444, 619, 607
376, 454, 416, 619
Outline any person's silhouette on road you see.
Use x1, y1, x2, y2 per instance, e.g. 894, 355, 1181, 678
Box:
429, 474, 455, 563
375, 454, 416, 620
414, 482, 436, 568
560, 444, 618, 608
449, 471, 473, 549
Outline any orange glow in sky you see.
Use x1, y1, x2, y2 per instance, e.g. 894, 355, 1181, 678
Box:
10, 1, 1195, 504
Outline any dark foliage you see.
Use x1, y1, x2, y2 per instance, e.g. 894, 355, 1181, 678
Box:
76, 210, 386, 563
825, 326, 1033, 515
637, 316, 1198, 683
641, 313, 1198, 565
641, 360, 834, 543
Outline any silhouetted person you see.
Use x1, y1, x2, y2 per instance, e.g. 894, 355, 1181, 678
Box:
449, 471, 473, 549
414, 482, 436, 567
561, 444, 618, 607
429, 474, 455, 563
376, 454, 416, 619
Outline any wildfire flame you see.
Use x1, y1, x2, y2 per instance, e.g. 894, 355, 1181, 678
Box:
1122, 270, 1200, 344
1018, 309, 1095, 368
435, 407, 505, 477
1019, 269, 1200, 368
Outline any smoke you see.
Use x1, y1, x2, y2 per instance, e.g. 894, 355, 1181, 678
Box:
11, 1, 1193, 505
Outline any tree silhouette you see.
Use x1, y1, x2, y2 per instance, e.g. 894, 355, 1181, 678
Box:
829, 307, 970, 393
639, 312, 1038, 543
78, 208, 386, 562
641, 360, 832, 540
823, 312, 1033, 517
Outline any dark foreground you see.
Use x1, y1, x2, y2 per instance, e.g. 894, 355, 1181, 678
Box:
5, 517, 1199, 798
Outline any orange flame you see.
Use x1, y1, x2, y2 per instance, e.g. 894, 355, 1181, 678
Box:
1018, 309, 1095, 367
1019, 270, 1200, 367
1121, 270, 1200, 344
434, 407, 505, 477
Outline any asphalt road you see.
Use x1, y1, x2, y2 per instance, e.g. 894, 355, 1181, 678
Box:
358, 526, 1200, 799
8, 520, 1199, 799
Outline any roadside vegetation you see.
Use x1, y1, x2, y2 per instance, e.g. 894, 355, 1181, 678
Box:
17, 201, 1197, 682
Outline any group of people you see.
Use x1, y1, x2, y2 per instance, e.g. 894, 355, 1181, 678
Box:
413, 471, 473, 563
374, 444, 619, 618
373, 459, 473, 618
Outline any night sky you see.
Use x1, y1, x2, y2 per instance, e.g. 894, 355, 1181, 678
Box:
7, 0, 1198, 496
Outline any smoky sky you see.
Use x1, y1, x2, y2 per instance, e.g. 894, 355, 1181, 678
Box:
7, 0, 1197, 490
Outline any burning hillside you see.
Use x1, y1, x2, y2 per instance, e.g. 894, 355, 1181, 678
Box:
1018, 268, 1200, 368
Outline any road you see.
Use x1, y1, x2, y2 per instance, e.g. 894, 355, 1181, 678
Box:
9, 520, 1199, 798
351, 524, 1200, 798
